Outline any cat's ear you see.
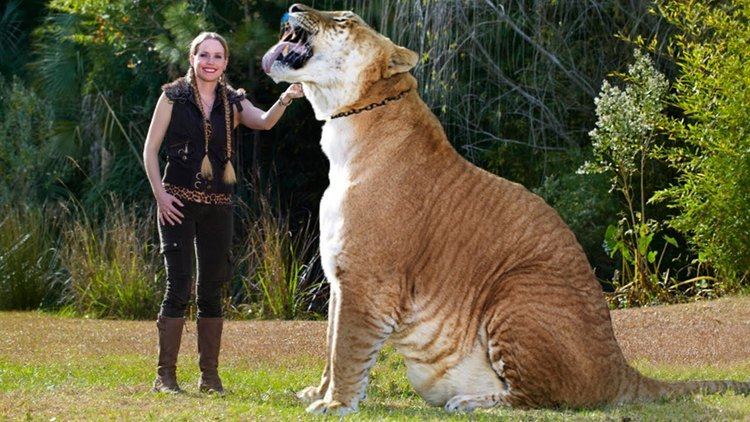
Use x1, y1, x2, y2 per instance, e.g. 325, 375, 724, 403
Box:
385, 45, 418, 78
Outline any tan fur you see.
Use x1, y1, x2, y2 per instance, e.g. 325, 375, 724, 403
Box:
265, 5, 750, 415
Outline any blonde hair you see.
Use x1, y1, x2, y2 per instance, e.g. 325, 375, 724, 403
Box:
187, 32, 236, 185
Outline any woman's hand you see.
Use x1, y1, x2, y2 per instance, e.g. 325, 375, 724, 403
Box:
156, 191, 185, 226
281, 83, 305, 103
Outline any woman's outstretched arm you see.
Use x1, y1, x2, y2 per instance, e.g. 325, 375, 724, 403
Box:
143, 93, 184, 226
235, 84, 304, 130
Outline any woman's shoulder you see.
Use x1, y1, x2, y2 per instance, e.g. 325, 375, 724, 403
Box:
161, 77, 191, 103
225, 84, 246, 105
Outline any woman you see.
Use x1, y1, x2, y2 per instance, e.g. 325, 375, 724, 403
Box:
143, 32, 303, 394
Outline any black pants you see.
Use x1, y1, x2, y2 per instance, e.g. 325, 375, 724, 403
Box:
157, 201, 233, 318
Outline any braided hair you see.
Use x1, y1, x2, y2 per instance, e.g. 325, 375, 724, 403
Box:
187, 32, 236, 185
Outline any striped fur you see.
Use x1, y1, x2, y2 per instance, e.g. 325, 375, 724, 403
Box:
265, 5, 750, 415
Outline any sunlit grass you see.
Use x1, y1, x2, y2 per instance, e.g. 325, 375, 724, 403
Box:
2, 311, 749, 420
2, 354, 748, 420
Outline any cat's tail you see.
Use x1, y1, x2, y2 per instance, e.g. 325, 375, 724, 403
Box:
616, 367, 750, 403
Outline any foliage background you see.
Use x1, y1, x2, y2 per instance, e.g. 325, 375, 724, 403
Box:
0, 0, 747, 318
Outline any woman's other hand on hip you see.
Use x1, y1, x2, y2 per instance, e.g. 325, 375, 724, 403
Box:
157, 192, 185, 226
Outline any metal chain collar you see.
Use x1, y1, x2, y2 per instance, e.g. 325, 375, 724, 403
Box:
329, 89, 411, 120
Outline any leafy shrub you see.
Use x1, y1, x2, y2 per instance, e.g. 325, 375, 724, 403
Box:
60, 200, 162, 319
581, 49, 682, 306
655, 1, 750, 284
0, 204, 63, 310
0, 76, 71, 204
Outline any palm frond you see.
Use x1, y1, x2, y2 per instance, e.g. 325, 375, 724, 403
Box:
30, 13, 83, 117
0, 0, 24, 75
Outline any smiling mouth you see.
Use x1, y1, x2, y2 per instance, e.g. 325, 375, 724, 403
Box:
262, 18, 313, 74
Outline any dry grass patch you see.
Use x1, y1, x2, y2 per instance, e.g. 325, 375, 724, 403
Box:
0, 312, 326, 367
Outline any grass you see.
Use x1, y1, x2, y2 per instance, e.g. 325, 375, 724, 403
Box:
1, 311, 749, 420
0, 198, 165, 318
1, 351, 748, 421
234, 187, 324, 320
60, 200, 163, 319
0, 205, 62, 310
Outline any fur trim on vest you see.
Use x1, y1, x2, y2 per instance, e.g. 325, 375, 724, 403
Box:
161, 77, 246, 105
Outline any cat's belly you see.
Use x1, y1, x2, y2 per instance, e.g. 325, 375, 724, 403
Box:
392, 326, 505, 405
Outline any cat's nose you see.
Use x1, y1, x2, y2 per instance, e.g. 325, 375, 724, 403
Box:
289, 4, 306, 13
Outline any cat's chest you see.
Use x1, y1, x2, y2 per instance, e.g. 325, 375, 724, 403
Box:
319, 120, 357, 255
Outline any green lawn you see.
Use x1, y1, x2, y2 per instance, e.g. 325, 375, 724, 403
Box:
1, 312, 749, 421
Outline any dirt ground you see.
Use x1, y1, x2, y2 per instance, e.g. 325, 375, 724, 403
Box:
1, 296, 749, 367
611, 296, 750, 366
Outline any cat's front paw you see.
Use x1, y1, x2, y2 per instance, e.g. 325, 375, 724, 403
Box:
306, 399, 356, 415
296, 386, 324, 404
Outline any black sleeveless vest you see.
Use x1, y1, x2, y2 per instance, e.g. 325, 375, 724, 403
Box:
161, 77, 245, 197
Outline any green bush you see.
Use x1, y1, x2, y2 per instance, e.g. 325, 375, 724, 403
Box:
655, 1, 750, 284
60, 200, 162, 319
0, 204, 63, 310
0, 76, 71, 204
534, 170, 619, 280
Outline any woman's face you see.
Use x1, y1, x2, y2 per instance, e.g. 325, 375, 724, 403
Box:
190, 39, 228, 83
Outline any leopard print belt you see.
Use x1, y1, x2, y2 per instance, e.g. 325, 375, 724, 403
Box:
163, 183, 232, 206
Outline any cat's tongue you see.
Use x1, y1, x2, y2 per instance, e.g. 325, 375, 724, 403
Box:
262, 42, 307, 74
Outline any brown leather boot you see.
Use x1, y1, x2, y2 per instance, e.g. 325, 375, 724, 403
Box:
197, 317, 224, 394
152, 315, 185, 393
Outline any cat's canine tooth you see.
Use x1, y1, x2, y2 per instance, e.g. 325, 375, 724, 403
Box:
282, 45, 290, 57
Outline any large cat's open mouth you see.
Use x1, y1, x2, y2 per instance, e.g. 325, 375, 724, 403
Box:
262, 15, 313, 74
